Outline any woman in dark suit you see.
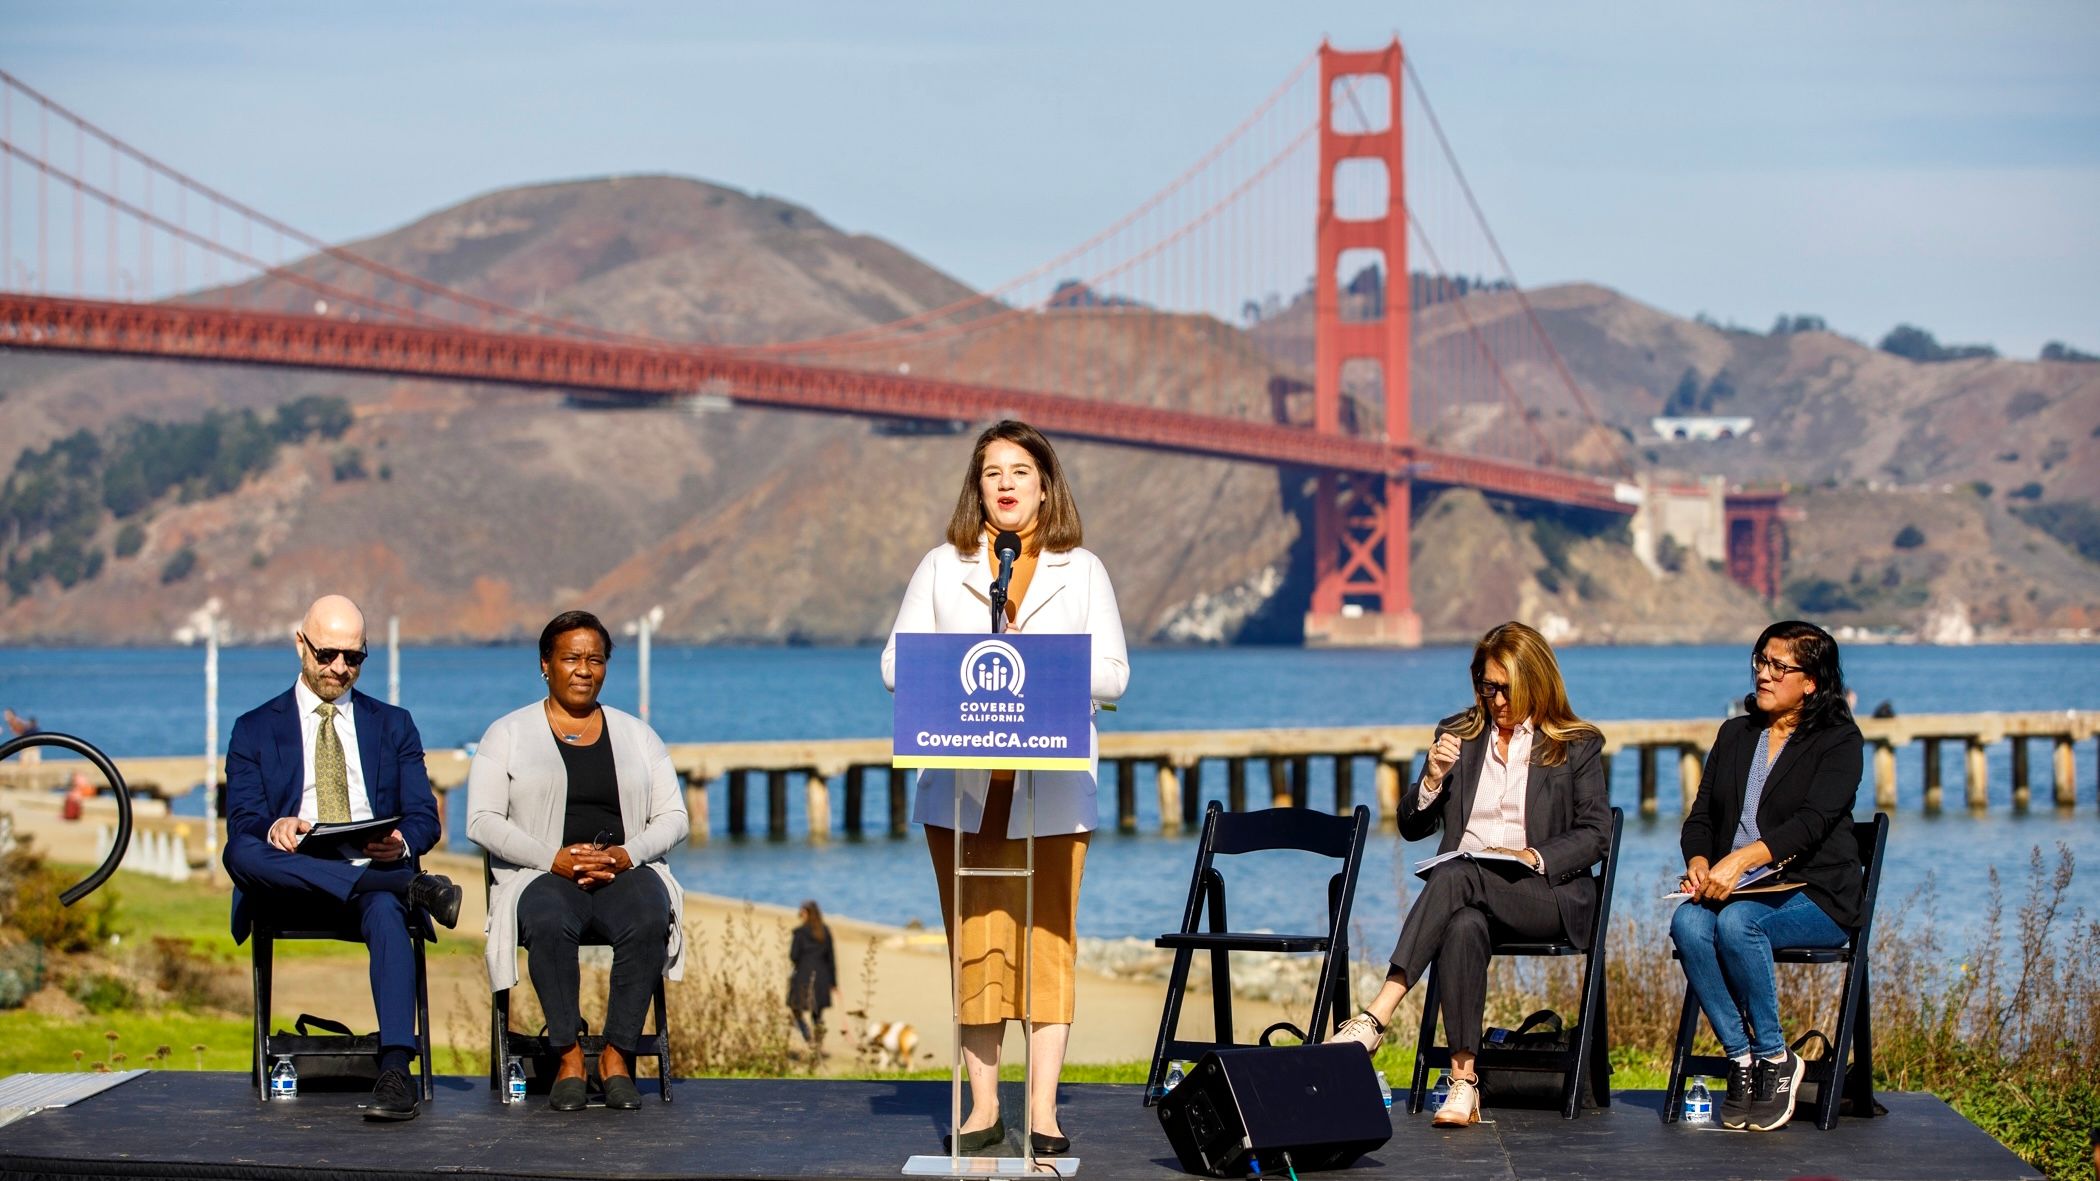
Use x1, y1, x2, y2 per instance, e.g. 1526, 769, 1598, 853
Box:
1673, 620, 1862, 1133
1331, 621, 1609, 1128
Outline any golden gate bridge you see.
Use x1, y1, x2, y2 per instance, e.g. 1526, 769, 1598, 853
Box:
0, 41, 1784, 643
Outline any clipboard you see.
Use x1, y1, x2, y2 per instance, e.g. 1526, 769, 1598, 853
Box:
296, 815, 401, 858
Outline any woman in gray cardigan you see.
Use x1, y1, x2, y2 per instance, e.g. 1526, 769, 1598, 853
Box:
467, 611, 687, 1111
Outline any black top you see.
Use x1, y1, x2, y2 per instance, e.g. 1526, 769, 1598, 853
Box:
1681, 714, 1864, 928
556, 726, 624, 848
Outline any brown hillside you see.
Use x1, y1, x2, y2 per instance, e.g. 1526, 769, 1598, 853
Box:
3, 178, 2093, 644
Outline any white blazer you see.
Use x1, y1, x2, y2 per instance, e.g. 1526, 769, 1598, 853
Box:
880, 539, 1130, 838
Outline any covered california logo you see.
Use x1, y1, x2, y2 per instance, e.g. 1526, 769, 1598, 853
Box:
960, 638, 1027, 697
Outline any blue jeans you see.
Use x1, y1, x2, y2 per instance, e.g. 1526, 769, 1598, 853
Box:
1670, 891, 1846, 1058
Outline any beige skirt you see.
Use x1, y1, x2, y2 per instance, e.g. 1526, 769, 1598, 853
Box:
925, 774, 1089, 1025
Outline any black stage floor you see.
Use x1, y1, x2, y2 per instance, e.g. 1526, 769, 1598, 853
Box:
0, 1073, 2040, 1181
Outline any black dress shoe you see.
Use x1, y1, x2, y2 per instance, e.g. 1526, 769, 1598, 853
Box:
364, 1069, 419, 1121
1030, 1130, 1070, 1156
548, 1076, 588, 1112
602, 1074, 642, 1110
941, 1118, 1005, 1155
408, 873, 462, 929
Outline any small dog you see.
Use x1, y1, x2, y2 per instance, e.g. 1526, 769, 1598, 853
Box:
861, 1020, 920, 1070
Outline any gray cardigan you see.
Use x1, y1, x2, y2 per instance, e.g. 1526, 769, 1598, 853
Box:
466, 702, 688, 991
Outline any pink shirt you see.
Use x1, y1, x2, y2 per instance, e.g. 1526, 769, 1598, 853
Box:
1457, 720, 1533, 857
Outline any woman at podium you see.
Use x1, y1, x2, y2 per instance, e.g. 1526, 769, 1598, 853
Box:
1330, 621, 1609, 1129
881, 420, 1129, 1155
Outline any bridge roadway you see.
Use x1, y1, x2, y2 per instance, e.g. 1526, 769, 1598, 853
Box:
5, 712, 2094, 853
0, 292, 1634, 513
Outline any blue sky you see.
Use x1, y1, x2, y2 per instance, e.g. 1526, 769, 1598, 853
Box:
3, 1, 2095, 355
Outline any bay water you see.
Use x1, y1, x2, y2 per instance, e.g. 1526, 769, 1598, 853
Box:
3, 643, 2095, 948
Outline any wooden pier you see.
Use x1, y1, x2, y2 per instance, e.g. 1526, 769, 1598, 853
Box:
5, 711, 2094, 845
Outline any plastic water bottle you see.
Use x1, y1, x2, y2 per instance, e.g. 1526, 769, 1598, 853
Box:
1374, 1071, 1393, 1110
1429, 1070, 1451, 1109
504, 1057, 527, 1104
1683, 1078, 1713, 1124
268, 1056, 298, 1100
1163, 1062, 1187, 1093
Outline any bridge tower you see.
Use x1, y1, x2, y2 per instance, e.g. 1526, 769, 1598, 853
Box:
1305, 40, 1422, 646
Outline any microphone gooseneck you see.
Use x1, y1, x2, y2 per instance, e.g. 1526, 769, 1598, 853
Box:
990, 530, 1022, 633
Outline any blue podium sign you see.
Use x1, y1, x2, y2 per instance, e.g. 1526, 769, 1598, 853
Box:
892, 633, 1093, 771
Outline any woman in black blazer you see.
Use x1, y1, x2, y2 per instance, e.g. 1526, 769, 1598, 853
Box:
1673, 620, 1862, 1134
1330, 622, 1610, 1128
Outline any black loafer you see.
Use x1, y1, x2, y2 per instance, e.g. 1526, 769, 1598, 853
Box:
602, 1074, 642, 1110
1031, 1130, 1070, 1156
941, 1118, 1005, 1155
548, 1076, 588, 1112
364, 1069, 419, 1121
408, 873, 463, 929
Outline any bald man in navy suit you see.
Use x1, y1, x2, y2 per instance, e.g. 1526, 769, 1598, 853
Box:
221, 594, 461, 1121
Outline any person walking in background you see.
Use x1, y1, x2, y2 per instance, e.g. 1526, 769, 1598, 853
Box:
880, 420, 1129, 1157
220, 594, 460, 1122
467, 611, 688, 1113
787, 900, 838, 1051
4, 707, 40, 765
1673, 620, 1864, 1133
1330, 621, 1609, 1129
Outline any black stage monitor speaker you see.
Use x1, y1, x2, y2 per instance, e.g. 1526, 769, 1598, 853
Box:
1156, 1044, 1391, 1177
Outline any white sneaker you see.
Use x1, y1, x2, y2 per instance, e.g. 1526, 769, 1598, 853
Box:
1431, 1077, 1481, 1127
1327, 1011, 1385, 1052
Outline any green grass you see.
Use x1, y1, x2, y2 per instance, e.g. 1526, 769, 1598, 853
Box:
0, 1011, 255, 1075
61, 863, 480, 961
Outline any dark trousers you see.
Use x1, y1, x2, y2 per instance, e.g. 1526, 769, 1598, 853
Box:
224, 836, 418, 1052
518, 869, 672, 1055
1390, 859, 1565, 1055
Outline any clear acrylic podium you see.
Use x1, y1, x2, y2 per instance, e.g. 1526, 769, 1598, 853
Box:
893, 625, 1092, 1178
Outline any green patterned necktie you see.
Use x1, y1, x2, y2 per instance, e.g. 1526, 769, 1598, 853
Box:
313, 701, 352, 823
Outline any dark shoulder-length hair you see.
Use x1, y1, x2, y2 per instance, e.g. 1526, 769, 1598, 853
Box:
538, 610, 615, 662
945, 420, 1083, 557
1744, 620, 1851, 732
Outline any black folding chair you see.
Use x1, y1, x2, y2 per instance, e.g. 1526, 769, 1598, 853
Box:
1664, 812, 1889, 1131
249, 903, 434, 1102
1407, 807, 1623, 1119
485, 855, 675, 1102
1144, 802, 1370, 1106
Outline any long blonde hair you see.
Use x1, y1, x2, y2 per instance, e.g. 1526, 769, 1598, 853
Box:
1447, 621, 1599, 767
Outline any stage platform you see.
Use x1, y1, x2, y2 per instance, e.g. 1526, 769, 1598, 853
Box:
0, 1073, 2040, 1181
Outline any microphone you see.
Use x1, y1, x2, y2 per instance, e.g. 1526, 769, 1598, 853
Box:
990, 530, 1022, 632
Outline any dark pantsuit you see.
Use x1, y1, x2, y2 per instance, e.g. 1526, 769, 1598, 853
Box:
518, 869, 672, 1055
224, 836, 419, 1052
1390, 859, 1566, 1055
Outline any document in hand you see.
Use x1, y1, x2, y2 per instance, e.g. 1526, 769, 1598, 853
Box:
296, 815, 401, 858
1412, 848, 1530, 880
1663, 864, 1801, 901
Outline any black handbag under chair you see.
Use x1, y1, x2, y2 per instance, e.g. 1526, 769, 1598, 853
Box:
1664, 811, 1889, 1131
484, 854, 675, 1102
1407, 807, 1623, 1119
1145, 802, 1371, 1106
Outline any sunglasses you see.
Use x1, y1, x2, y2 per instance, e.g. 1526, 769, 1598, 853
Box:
299, 633, 370, 669
1751, 653, 1805, 678
1475, 679, 1512, 702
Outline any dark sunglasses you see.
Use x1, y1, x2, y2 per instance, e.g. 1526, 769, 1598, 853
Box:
1751, 653, 1805, 678
1475, 679, 1511, 702
299, 633, 369, 669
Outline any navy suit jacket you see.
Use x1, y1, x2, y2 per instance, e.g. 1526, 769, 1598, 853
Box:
224, 687, 440, 941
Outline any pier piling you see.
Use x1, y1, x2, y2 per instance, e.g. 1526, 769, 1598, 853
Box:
1965, 739, 1989, 811
1923, 738, 1943, 813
